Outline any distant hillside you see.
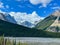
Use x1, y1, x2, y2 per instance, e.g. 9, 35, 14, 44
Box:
1, 11, 60, 37
0, 19, 60, 37
35, 15, 57, 30
35, 10, 60, 32
0, 13, 42, 28
0, 19, 44, 37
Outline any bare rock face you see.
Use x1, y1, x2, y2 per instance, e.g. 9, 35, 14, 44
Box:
51, 10, 60, 27
47, 10, 60, 32
52, 10, 60, 17
0, 13, 6, 21
0, 13, 17, 24
35, 9, 60, 32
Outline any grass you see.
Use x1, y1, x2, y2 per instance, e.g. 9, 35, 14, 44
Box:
0, 35, 60, 45
0, 35, 28, 45
35, 15, 57, 30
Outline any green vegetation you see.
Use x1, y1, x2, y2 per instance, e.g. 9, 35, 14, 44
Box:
58, 17, 60, 20
35, 15, 57, 30
56, 26, 60, 32
0, 36, 28, 45
0, 17, 60, 37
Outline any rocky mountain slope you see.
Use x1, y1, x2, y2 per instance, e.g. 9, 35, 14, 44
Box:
35, 10, 60, 32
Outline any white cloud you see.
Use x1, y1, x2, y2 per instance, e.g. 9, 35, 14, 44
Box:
29, 0, 52, 7
0, 2, 10, 9
0, 10, 6, 14
39, 6, 43, 8
0, 2, 4, 8
9, 11, 44, 24
51, 6, 60, 10
49, 3, 58, 6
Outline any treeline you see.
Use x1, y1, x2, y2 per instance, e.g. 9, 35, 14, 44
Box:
1, 28, 60, 38
0, 18, 60, 37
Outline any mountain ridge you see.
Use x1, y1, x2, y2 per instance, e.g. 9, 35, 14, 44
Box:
0, 12, 43, 28
35, 10, 60, 32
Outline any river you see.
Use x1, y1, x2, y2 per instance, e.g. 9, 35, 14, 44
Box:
4, 37, 60, 45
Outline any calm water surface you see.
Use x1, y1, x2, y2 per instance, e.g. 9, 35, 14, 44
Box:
4, 37, 60, 42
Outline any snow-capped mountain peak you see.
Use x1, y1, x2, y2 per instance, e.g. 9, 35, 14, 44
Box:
0, 11, 44, 28
9, 11, 44, 27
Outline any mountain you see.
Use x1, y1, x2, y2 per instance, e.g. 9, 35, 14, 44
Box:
0, 13, 39, 28
0, 12, 43, 28
9, 11, 43, 28
0, 19, 32, 36
0, 13, 6, 21
0, 18, 60, 37
35, 10, 60, 32
0, 14, 60, 37
21, 21, 35, 28
4, 14, 17, 24
0, 13, 17, 24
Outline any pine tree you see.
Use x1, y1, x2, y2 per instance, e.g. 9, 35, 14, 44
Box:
56, 26, 60, 32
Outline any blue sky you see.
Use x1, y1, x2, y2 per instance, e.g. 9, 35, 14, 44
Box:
0, 0, 60, 17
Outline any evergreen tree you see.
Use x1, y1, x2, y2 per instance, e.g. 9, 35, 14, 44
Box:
56, 26, 60, 32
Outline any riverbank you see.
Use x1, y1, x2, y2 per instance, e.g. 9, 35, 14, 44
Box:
0, 36, 60, 45
4, 37, 60, 45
